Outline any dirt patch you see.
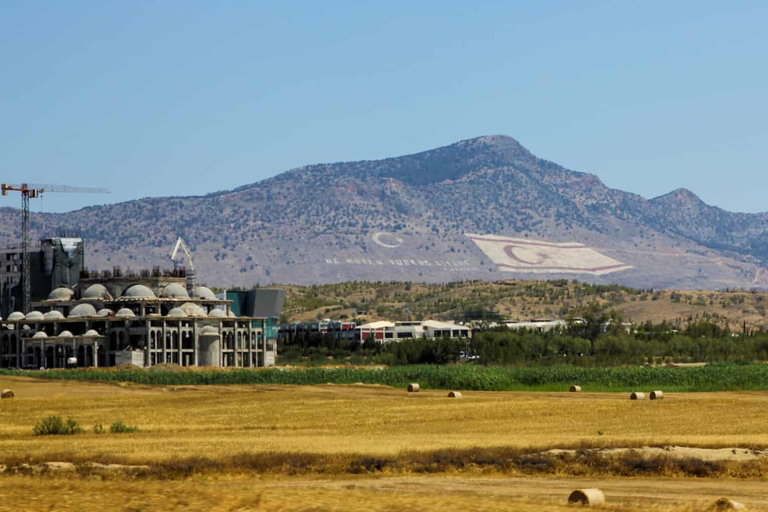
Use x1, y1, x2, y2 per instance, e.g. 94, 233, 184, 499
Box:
545, 446, 767, 462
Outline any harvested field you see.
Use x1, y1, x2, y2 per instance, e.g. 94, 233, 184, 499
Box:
2, 376, 768, 463
1, 475, 768, 511
3, 376, 768, 510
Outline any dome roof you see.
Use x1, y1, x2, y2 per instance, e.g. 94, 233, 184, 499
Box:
82, 284, 112, 300
8, 312, 25, 321
167, 308, 187, 318
43, 310, 65, 320
58, 330, 73, 338
96, 308, 113, 317
32, 331, 48, 338
161, 283, 189, 299
122, 284, 156, 299
228, 310, 236, 318
193, 286, 216, 300
180, 302, 206, 317
25, 311, 44, 321
68, 303, 98, 318
208, 309, 226, 318
84, 329, 100, 337
48, 287, 75, 301
200, 326, 220, 336
115, 308, 136, 318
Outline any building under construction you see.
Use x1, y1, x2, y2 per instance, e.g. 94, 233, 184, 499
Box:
0, 237, 84, 318
0, 268, 285, 369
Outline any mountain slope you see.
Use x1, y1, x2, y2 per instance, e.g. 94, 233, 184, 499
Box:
1, 135, 767, 289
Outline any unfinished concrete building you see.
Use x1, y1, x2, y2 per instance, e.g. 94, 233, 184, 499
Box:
0, 270, 284, 369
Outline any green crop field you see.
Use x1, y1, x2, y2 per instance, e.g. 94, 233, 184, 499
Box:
3, 362, 768, 392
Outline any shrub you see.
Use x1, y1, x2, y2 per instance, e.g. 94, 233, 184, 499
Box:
110, 421, 140, 434
93, 423, 105, 434
34, 415, 84, 436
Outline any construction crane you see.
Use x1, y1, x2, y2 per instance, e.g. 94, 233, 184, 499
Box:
170, 237, 196, 295
1, 183, 110, 313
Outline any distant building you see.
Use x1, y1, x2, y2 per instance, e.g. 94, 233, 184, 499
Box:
356, 320, 470, 341
0, 271, 284, 369
0, 238, 85, 317
278, 319, 472, 343
278, 319, 357, 342
504, 319, 566, 332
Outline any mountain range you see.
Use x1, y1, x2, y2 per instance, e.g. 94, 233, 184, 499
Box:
2, 135, 767, 290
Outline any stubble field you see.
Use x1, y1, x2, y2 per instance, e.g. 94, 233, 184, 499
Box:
1, 375, 768, 511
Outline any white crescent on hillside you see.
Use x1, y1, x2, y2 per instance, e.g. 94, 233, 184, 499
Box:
372, 232, 404, 249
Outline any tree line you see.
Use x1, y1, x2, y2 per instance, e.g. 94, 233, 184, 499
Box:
278, 308, 768, 366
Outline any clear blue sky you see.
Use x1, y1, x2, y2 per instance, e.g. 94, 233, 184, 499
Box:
1, 1, 766, 213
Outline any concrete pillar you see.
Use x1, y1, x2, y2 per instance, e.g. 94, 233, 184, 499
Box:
233, 320, 238, 367
177, 322, 182, 365
193, 322, 199, 366
93, 342, 99, 368
248, 321, 253, 367
144, 320, 151, 368
161, 320, 166, 365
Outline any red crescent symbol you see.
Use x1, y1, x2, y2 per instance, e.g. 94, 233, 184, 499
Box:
503, 245, 549, 265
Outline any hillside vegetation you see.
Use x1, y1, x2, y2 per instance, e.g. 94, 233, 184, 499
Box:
3, 135, 768, 289
279, 279, 768, 330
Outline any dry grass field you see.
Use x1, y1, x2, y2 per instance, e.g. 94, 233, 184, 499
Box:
2, 475, 768, 512
2, 375, 768, 462
2, 376, 768, 510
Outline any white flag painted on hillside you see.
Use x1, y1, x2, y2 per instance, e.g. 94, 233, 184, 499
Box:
466, 234, 632, 276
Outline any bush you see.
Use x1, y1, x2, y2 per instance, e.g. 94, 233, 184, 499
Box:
93, 423, 105, 434
110, 421, 140, 434
34, 415, 83, 436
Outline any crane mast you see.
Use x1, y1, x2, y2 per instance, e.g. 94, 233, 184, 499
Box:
1, 182, 110, 313
170, 237, 196, 295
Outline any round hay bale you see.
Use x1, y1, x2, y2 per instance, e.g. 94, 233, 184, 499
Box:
569, 385, 582, 392
710, 498, 745, 510
630, 392, 645, 400
447, 391, 462, 398
567, 488, 605, 506
1, 389, 14, 399
407, 383, 420, 393
650, 390, 664, 400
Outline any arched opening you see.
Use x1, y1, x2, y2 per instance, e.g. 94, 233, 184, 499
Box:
44, 346, 55, 369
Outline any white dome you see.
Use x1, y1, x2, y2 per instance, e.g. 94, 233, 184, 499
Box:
25, 311, 44, 321
161, 283, 189, 299
180, 302, 206, 317
32, 331, 48, 338
58, 330, 73, 338
48, 287, 75, 301
96, 308, 113, 317
84, 329, 100, 337
82, 284, 112, 300
43, 310, 65, 320
115, 308, 136, 318
228, 310, 236, 318
122, 284, 156, 299
200, 326, 220, 336
8, 312, 25, 321
208, 309, 226, 318
68, 303, 98, 318
193, 286, 216, 300
167, 308, 187, 318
